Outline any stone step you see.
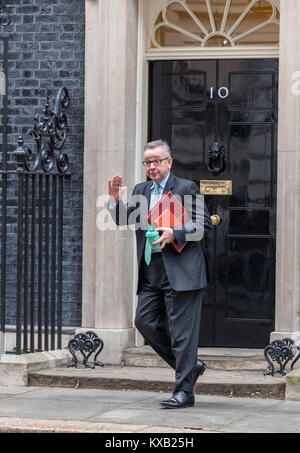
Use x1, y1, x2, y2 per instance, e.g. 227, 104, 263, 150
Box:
28, 365, 286, 400
122, 346, 267, 371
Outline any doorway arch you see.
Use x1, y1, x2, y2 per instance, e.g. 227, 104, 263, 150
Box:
143, 0, 280, 60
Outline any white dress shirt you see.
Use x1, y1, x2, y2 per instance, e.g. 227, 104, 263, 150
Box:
149, 172, 170, 211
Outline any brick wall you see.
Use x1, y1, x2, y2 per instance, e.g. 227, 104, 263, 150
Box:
2, 0, 85, 327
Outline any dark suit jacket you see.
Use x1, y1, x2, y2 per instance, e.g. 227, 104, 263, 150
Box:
109, 173, 212, 292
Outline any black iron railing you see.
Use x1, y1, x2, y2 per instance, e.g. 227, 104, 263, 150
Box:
0, 87, 71, 354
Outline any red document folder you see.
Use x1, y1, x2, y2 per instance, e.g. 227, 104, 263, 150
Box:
146, 191, 190, 253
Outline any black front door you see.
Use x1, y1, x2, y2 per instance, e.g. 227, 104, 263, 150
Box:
149, 59, 278, 348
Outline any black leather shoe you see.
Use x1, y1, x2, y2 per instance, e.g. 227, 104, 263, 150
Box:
160, 391, 195, 409
192, 359, 207, 388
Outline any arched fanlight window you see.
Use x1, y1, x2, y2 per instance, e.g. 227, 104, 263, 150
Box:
150, 0, 280, 48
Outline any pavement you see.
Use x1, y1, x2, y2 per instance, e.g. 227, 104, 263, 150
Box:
0, 385, 300, 434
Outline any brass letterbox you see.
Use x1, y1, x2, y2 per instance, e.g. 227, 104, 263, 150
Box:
200, 180, 232, 195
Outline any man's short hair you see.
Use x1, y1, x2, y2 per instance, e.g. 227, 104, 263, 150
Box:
144, 139, 171, 158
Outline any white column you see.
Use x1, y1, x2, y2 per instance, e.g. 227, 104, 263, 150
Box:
272, 0, 300, 344
81, 0, 139, 363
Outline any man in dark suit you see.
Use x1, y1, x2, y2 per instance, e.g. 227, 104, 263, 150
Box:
108, 139, 212, 408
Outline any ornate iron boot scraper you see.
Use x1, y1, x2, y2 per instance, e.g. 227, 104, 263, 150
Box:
264, 338, 300, 376
67, 331, 104, 369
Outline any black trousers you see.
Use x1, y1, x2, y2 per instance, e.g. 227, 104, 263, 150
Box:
135, 253, 203, 394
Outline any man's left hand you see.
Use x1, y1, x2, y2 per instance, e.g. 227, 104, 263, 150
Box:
151, 227, 175, 250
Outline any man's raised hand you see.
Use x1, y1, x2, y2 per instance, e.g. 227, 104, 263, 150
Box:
108, 174, 126, 203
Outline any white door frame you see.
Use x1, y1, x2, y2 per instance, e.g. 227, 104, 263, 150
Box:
133, 0, 280, 346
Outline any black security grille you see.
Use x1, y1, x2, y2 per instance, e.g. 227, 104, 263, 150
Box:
0, 85, 71, 354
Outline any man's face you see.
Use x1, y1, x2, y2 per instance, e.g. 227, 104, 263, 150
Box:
144, 146, 173, 183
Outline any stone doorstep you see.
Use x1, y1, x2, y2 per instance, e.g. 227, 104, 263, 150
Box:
28, 365, 286, 400
122, 346, 267, 371
2, 346, 300, 401
0, 350, 71, 386
285, 369, 300, 401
